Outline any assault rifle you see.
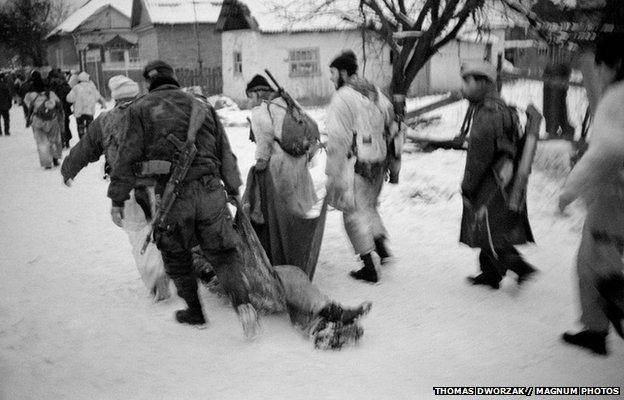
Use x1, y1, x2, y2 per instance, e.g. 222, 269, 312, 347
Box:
264, 69, 299, 112
140, 99, 207, 254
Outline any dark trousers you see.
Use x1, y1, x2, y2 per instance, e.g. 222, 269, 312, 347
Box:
154, 178, 249, 311
76, 114, 93, 139
0, 109, 9, 135
62, 107, 71, 147
479, 247, 532, 282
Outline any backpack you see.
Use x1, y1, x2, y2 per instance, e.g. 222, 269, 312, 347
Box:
33, 91, 58, 121
267, 98, 319, 157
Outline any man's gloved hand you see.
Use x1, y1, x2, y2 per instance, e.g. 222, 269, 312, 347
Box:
111, 206, 124, 228
254, 158, 268, 172
63, 177, 73, 187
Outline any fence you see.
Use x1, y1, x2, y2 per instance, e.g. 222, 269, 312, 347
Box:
174, 66, 222, 96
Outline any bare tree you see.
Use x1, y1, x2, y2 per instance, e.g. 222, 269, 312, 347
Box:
0, 0, 72, 67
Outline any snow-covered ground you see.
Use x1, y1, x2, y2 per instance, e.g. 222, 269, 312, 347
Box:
0, 95, 622, 400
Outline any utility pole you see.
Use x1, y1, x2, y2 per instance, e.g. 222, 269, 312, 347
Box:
192, 0, 204, 87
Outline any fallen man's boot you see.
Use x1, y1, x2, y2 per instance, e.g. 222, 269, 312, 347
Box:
237, 303, 260, 340
467, 273, 500, 289
310, 318, 364, 350
175, 308, 206, 325
562, 330, 608, 355
350, 253, 379, 283
318, 301, 372, 324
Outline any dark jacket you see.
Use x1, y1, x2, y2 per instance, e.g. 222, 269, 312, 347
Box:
107, 83, 241, 206
0, 78, 14, 110
459, 91, 534, 248
49, 77, 71, 110
61, 99, 133, 181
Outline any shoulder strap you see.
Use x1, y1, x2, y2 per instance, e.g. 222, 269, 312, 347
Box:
186, 98, 208, 145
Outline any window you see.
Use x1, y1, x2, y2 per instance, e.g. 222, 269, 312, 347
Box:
288, 48, 320, 77
108, 49, 125, 63
128, 46, 140, 63
233, 51, 242, 76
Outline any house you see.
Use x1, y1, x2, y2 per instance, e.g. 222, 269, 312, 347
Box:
45, 0, 139, 96
130, 0, 223, 94
216, 0, 496, 103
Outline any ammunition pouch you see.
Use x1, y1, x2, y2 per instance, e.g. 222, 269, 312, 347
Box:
135, 160, 172, 177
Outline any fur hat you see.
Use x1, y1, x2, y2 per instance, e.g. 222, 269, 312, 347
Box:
78, 71, 90, 82
460, 60, 497, 82
143, 60, 174, 79
330, 50, 358, 76
108, 75, 139, 100
245, 74, 273, 96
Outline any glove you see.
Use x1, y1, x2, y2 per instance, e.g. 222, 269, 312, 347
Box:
111, 206, 124, 228
254, 159, 268, 172
63, 177, 73, 187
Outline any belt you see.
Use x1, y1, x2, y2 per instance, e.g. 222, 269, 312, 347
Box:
135, 160, 171, 176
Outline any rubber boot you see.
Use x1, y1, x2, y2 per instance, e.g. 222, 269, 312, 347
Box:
467, 250, 502, 289
598, 275, 624, 338
350, 253, 378, 283
562, 330, 608, 355
503, 251, 538, 286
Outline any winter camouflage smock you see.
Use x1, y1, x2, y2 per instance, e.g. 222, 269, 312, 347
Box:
107, 84, 241, 206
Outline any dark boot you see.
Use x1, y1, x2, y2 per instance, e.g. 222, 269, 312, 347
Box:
52, 158, 59, 167
172, 276, 205, 325
503, 252, 538, 285
318, 301, 372, 324
374, 237, 391, 264
467, 273, 500, 289
562, 330, 608, 355
598, 275, 624, 339
349, 253, 378, 283
175, 306, 206, 325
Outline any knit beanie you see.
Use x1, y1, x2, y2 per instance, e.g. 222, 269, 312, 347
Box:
245, 74, 273, 96
330, 50, 358, 76
78, 71, 90, 82
108, 75, 140, 100
143, 60, 174, 79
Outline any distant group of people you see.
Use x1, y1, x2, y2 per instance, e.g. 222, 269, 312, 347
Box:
6, 32, 617, 354
0, 67, 106, 169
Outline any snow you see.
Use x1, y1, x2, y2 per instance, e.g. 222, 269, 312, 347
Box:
1, 82, 622, 399
46, 0, 132, 38
143, 0, 222, 25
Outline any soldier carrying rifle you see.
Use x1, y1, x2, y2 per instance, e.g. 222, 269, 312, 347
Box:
108, 60, 260, 338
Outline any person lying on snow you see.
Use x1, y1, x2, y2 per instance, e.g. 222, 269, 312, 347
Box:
203, 263, 372, 350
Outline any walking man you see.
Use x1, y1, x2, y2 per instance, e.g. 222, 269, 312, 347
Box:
458, 60, 537, 290
325, 50, 396, 283
108, 60, 259, 338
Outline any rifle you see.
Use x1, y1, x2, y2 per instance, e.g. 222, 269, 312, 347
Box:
140, 99, 207, 254
264, 69, 301, 113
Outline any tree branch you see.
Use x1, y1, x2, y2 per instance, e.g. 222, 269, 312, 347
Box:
414, 0, 435, 30
397, 0, 406, 15
362, 0, 400, 53
432, 1, 480, 53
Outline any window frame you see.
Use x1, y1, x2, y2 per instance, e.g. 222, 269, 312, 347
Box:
287, 47, 320, 78
233, 51, 243, 76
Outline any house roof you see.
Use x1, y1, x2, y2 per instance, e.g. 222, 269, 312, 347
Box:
217, 0, 361, 34
46, 0, 132, 39
138, 0, 223, 25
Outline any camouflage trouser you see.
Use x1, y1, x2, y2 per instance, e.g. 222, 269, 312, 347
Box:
343, 165, 387, 255
154, 177, 249, 310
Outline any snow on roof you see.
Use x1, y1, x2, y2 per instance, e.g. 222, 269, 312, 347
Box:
47, 0, 131, 38
143, 0, 223, 25
230, 0, 361, 33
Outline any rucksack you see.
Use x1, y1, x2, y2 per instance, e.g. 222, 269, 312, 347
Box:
33, 91, 58, 121
265, 97, 319, 158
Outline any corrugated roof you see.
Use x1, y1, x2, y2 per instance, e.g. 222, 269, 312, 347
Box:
143, 0, 223, 25
47, 0, 132, 38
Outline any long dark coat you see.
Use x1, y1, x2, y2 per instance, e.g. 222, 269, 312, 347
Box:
459, 92, 534, 249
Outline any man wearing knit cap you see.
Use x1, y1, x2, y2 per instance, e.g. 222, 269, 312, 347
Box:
61, 76, 173, 302
107, 60, 261, 339
66, 71, 106, 139
325, 50, 397, 283
458, 59, 537, 290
